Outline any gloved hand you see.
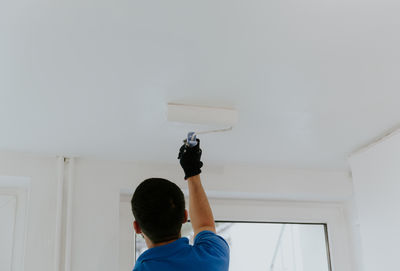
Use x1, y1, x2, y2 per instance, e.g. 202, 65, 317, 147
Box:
178, 138, 203, 180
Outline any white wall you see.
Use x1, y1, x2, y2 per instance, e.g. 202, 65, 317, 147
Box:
0, 152, 356, 271
71, 158, 354, 271
344, 197, 364, 271
119, 199, 135, 271
0, 152, 58, 271
349, 131, 400, 271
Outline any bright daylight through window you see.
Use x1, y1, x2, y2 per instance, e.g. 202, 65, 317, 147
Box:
135, 222, 331, 271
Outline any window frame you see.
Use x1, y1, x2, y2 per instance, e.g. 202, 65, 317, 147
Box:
208, 198, 350, 271
126, 195, 352, 271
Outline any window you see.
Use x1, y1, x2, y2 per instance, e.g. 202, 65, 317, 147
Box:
135, 221, 332, 271
119, 196, 349, 270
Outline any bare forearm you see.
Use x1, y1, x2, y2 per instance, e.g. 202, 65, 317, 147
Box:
187, 175, 215, 236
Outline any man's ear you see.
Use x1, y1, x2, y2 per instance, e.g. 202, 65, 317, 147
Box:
133, 221, 142, 234
183, 209, 188, 224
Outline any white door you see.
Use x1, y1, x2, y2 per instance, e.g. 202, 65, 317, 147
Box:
0, 195, 17, 271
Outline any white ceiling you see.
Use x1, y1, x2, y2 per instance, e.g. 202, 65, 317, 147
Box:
1, 0, 400, 170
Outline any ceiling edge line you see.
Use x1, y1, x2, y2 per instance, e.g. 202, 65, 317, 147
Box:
349, 124, 400, 159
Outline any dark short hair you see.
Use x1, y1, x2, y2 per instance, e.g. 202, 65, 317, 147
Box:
131, 178, 186, 244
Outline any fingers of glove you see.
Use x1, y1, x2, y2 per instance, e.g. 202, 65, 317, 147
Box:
184, 144, 202, 157
192, 138, 200, 150
180, 147, 202, 161
178, 144, 187, 159
178, 139, 198, 158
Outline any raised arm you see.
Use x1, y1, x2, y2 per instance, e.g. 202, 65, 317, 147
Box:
187, 175, 216, 237
178, 138, 216, 237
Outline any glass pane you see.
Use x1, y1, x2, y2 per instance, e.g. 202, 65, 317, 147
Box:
135, 222, 331, 271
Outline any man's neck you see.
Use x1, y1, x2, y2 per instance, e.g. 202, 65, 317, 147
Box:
145, 236, 181, 249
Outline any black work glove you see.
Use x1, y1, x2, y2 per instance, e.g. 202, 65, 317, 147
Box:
178, 139, 203, 180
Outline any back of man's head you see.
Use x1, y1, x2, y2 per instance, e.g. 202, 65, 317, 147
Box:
131, 178, 186, 244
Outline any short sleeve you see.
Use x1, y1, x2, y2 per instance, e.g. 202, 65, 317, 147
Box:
193, 230, 230, 259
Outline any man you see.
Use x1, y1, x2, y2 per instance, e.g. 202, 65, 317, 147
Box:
131, 139, 230, 270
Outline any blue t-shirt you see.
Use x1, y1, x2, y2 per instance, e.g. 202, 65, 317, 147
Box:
133, 231, 230, 271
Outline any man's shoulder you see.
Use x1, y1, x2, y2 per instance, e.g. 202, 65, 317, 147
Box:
194, 230, 229, 247
133, 232, 229, 271
193, 230, 230, 257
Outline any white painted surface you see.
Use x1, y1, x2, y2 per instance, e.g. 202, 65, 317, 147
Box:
0, 180, 30, 271
167, 103, 238, 126
298, 225, 330, 271
349, 130, 400, 271
2, 0, 400, 169
0, 195, 16, 271
344, 198, 364, 271
71, 158, 353, 271
0, 153, 58, 271
0, 186, 29, 271
119, 200, 135, 271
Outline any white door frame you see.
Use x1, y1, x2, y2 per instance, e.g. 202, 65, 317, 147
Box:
0, 176, 30, 271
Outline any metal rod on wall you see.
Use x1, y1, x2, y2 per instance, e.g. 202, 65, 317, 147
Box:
54, 156, 65, 271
